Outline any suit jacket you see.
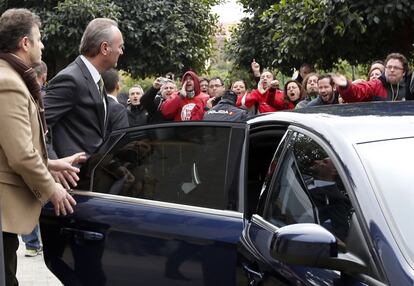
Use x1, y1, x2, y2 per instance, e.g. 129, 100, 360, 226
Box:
107, 97, 129, 134
45, 56, 108, 159
0, 59, 56, 234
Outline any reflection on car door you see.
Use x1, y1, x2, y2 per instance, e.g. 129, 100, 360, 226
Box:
238, 130, 369, 286
41, 123, 247, 286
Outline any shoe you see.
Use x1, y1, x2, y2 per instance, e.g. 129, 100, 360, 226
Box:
25, 247, 42, 257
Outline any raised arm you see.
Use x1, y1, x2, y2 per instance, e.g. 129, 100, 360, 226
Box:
332, 73, 377, 102
140, 78, 162, 114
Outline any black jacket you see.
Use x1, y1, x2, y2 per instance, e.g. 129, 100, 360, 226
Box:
203, 99, 248, 122
307, 93, 339, 107
107, 97, 129, 134
45, 56, 108, 158
405, 72, 414, 100
140, 86, 169, 123
127, 104, 148, 126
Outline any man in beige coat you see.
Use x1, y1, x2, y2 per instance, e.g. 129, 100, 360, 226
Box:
0, 9, 78, 285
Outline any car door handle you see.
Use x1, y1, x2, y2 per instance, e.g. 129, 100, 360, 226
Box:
242, 263, 264, 286
60, 228, 104, 241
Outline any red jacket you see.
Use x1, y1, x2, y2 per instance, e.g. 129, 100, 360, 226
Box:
267, 92, 296, 110
236, 88, 286, 113
339, 78, 393, 102
160, 93, 205, 121
160, 70, 206, 121
198, 92, 210, 105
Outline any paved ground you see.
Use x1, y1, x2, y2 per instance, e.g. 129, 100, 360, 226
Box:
16, 237, 62, 286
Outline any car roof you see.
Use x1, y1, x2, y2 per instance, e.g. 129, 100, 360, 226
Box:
248, 101, 414, 144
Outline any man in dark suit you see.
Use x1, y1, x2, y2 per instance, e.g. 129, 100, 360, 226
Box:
45, 18, 124, 159
101, 68, 129, 133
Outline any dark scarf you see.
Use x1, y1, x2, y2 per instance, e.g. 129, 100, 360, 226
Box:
0, 53, 47, 135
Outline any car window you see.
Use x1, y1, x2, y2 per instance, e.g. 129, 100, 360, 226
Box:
264, 132, 353, 242
91, 125, 244, 210
256, 130, 292, 215
76, 132, 124, 190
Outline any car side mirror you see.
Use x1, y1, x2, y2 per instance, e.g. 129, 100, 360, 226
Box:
271, 223, 367, 274
271, 223, 337, 264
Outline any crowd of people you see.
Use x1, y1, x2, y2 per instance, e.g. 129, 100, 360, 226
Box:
99, 53, 414, 131
1, 7, 414, 285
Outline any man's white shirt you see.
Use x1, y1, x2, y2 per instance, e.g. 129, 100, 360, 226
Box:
107, 94, 119, 103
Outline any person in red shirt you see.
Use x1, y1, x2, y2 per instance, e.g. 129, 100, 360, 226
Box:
232, 80, 255, 115
332, 53, 413, 102
236, 70, 285, 113
160, 71, 205, 121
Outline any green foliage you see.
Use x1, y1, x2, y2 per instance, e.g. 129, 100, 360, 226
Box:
0, 1, 6, 13
226, 66, 257, 90
3, 0, 121, 74
225, 12, 277, 74
41, 0, 121, 57
2, 0, 61, 12
117, 0, 218, 78
120, 71, 155, 93
228, 0, 414, 74
239, 0, 276, 13
331, 59, 367, 81
3, 0, 219, 78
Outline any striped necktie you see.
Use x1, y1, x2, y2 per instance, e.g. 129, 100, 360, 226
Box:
97, 76, 107, 125
98, 77, 104, 97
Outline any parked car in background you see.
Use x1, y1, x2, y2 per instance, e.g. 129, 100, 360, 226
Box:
41, 102, 414, 285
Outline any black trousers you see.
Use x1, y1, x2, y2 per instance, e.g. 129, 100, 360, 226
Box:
2, 232, 18, 286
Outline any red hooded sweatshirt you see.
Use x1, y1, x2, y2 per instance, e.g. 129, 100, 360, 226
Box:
160, 71, 206, 121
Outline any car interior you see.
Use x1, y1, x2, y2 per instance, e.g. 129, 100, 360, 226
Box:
245, 123, 288, 218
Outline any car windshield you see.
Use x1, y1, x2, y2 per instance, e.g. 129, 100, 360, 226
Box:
357, 137, 414, 267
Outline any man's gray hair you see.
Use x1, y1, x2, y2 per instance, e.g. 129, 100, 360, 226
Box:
34, 60, 47, 77
79, 18, 118, 57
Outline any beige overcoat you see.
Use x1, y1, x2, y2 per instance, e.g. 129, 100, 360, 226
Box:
0, 59, 56, 234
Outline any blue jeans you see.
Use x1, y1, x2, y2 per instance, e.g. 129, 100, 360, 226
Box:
22, 224, 41, 250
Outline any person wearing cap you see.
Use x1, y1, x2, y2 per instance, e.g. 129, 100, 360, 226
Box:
203, 90, 248, 122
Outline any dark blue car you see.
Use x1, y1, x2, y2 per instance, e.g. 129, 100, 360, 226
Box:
41, 102, 414, 285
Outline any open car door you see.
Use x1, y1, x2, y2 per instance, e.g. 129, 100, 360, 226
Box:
41, 122, 248, 286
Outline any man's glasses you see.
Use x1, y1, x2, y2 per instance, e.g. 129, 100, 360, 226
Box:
385, 65, 404, 71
